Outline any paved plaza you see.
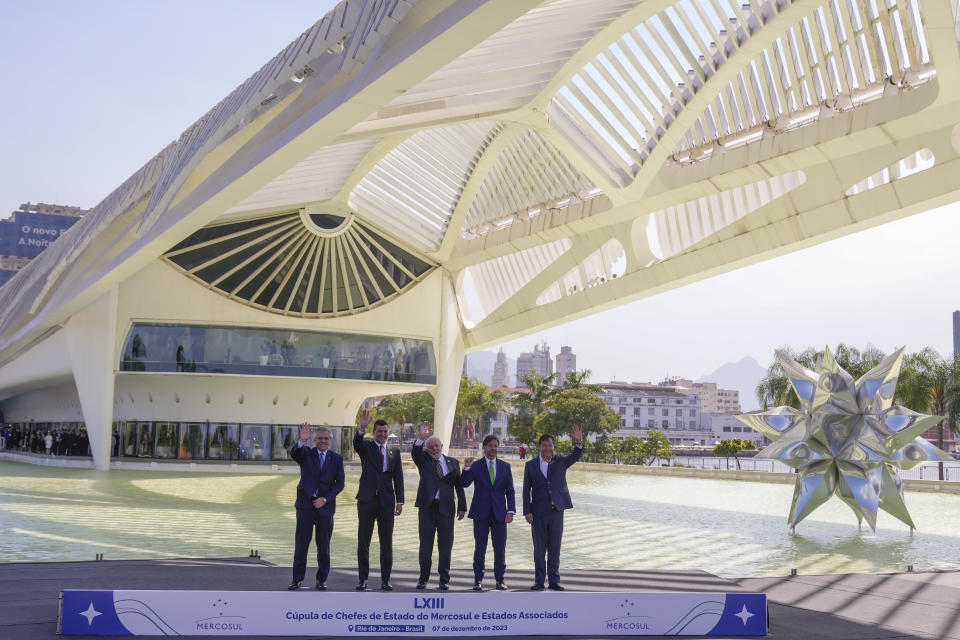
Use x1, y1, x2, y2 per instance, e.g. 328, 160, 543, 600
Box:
2, 557, 958, 639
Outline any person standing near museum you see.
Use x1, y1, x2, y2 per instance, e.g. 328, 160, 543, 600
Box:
288, 423, 344, 591
462, 434, 515, 591
354, 411, 403, 591
522, 425, 583, 591
411, 423, 466, 590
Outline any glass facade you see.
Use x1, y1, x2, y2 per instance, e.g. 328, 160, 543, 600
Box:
1, 421, 352, 462
120, 324, 436, 384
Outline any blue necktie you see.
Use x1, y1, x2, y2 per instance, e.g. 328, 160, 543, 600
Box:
318, 450, 325, 471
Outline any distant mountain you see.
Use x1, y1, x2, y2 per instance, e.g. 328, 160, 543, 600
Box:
465, 350, 516, 387
697, 356, 768, 412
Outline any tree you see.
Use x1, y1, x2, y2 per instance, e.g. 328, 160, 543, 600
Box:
587, 434, 617, 463
512, 370, 558, 415
507, 413, 539, 447
755, 343, 886, 410
712, 438, 756, 470
561, 369, 602, 393
617, 435, 647, 465
646, 431, 673, 466
533, 387, 619, 441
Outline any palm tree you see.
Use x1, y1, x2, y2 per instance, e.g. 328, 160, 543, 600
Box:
561, 369, 602, 393
512, 370, 558, 416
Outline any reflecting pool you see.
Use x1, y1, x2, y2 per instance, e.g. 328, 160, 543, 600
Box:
1, 461, 958, 577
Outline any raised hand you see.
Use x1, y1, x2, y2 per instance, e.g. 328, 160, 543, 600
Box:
418, 421, 431, 440
299, 423, 312, 443
358, 410, 372, 430
463, 457, 475, 468
571, 424, 583, 445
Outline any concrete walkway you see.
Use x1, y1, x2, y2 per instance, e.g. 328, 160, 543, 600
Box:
1, 557, 955, 638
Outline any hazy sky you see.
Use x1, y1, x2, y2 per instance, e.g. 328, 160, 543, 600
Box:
3, 2, 959, 395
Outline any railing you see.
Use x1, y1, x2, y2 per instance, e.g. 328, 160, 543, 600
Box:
670, 455, 960, 481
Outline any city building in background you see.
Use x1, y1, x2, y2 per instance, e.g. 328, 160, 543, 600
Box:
555, 345, 576, 386
660, 378, 741, 414
515, 342, 552, 387
600, 382, 710, 447
0, 202, 87, 287
700, 413, 766, 448
491, 348, 510, 388
953, 310, 959, 356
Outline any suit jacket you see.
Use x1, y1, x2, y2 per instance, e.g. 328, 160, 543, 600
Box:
462, 457, 516, 521
411, 443, 467, 517
522, 446, 583, 516
353, 430, 404, 506
290, 442, 345, 515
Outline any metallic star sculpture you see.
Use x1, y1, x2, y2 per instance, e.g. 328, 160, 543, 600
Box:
737, 346, 951, 531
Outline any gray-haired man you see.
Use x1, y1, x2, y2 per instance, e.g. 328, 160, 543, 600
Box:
411, 423, 466, 590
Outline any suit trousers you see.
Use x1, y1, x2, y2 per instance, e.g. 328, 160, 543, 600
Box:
418, 501, 454, 584
472, 514, 507, 583
292, 508, 333, 583
531, 507, 564, 586
357, 499, 394, 582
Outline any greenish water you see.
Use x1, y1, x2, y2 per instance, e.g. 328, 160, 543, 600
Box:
1, 461, 958, 577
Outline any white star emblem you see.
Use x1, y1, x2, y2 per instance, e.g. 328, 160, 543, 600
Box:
79, 602, 102, 625
734, 604, 754, 626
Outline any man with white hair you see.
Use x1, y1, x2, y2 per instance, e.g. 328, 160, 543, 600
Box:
412, 423, 466, 590
289, 423, 344, 591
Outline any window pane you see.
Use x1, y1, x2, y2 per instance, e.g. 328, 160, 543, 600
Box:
240, 425, 271, 461
178, 423, 206, 459
154, 422, 180, 459
119, 323, 437, 385
207, 424, 240, 460
272, 426, 298, 460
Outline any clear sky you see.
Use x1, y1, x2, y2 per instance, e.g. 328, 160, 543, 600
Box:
2, 1, 959, 398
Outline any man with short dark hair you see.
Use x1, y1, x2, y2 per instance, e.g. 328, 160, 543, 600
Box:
522, 425, 583, 591
462, 434, 515, 591
354, 411, 404, 591
289, 424, 344, 591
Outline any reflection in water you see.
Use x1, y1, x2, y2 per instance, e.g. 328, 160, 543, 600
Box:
0, 462, 957, 577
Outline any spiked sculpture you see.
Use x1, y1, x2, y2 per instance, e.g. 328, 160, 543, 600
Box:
737, 347, 951, 531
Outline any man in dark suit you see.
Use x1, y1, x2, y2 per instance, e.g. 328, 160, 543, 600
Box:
354, 412, 404, 591
288, 423, 345, 591
522, 425, 583, 591
411, 423, 466, 590
462, 434, 515, 591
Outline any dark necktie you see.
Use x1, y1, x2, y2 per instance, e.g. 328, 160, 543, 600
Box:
434, 456, 444, 478
318, 450, 325, 471
378, 445, 385, 471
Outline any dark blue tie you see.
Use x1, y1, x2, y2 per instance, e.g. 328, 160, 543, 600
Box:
318, 450, 324, 471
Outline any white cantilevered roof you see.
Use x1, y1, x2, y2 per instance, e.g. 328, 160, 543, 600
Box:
1, 0, 958, 359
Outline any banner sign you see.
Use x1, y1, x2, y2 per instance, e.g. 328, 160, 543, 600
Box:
60, 589, 766, 636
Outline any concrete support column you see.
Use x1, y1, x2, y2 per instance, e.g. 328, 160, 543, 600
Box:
65, 287, 119, 470
432, 273, 465, 454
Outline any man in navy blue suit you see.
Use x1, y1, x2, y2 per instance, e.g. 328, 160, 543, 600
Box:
462, 434, 515, 591
522, 425, 583, 591
289, 423, 345, 591
353, 411, 404, 591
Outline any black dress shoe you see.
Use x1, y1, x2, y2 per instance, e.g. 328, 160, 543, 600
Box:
472, 582, 483, 592
530, 584, 544, 591
381, 580, 393, 591
495, 582, 507, 591
548, 583, 564, 591
438, 583, 449, 591
287, 581, 302, 591
355, 581, 367, 591
315, 581, 327, 591
416, 580, 427, 590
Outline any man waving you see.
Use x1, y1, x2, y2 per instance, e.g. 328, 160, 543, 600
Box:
522, 425, 583, 591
